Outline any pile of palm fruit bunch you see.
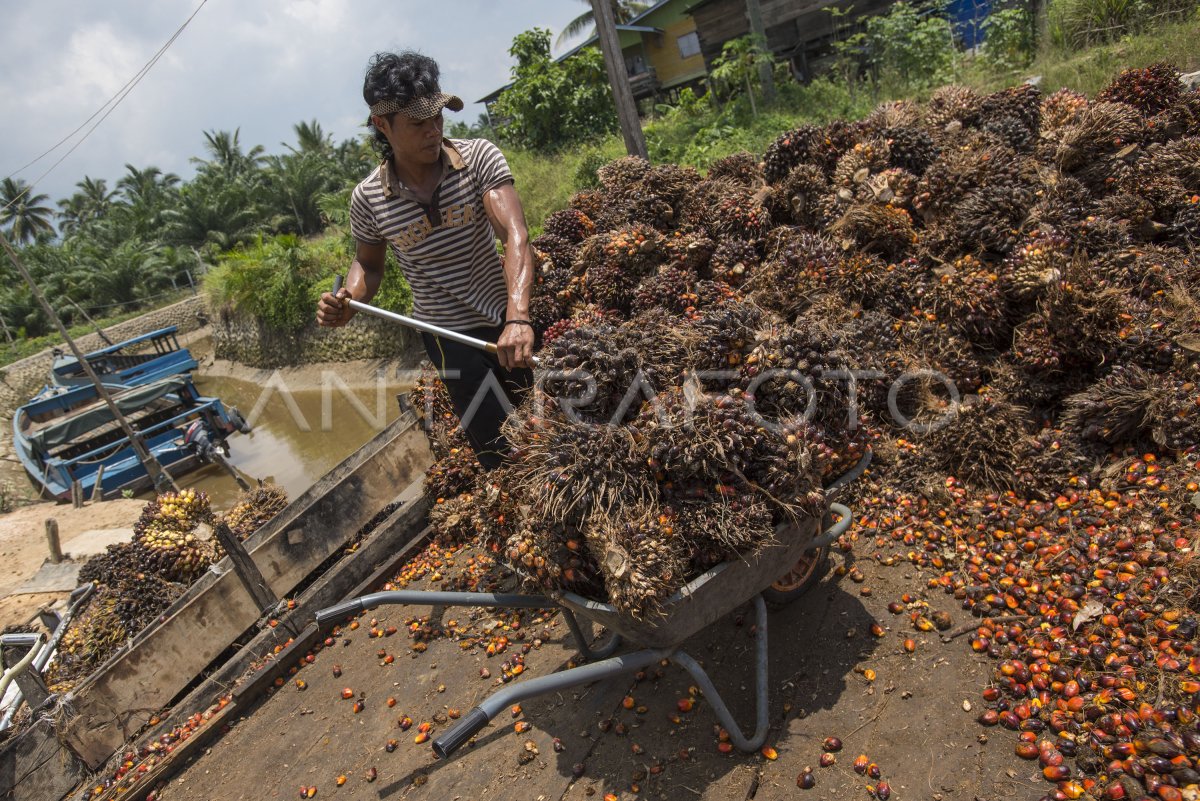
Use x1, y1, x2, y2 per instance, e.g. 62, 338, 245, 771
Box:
50, 485, 290, 689
406, 61, 1200, 792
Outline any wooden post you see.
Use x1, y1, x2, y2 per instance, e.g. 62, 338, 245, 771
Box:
212, 520, 278, 613
0, 229, 178, 495
746, 0, 776, 105
65, 296, 112, 346
590, 0, 648, 160
91, 464, 106, 502
70, 480, 83, 509
45, 519, 63, 565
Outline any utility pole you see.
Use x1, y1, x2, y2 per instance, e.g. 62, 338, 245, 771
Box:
591, 0, 648, 160
746, 0, 776, 105
0, 229, 178, 495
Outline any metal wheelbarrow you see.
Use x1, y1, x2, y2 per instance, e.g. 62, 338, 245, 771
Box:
314, 451, 869, 759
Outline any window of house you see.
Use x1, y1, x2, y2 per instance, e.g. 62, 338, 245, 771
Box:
677, 31, 701, 59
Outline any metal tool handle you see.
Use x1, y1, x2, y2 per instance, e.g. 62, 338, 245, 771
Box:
315, 598, 364, 631
331, 275, 501, 355
432, 708, 489, 758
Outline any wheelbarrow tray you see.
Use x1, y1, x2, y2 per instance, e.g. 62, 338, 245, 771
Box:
556, 512, 822, 649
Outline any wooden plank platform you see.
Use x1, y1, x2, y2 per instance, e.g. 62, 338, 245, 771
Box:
59, 410, 432, 768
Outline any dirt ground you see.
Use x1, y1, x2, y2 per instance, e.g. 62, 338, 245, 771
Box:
0, 498, 144, 629
158, 537, 1035, 801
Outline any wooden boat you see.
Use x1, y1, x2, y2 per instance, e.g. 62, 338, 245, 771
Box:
50, 326, 198, 388
12, 375, 248, 501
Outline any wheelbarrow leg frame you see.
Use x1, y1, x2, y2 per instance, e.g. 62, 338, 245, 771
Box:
317, 590, 773, 758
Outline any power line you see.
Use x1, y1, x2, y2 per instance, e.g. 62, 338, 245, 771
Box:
1, 0, 208, 213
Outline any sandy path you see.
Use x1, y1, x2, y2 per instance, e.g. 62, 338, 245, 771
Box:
0, 498, 145, 628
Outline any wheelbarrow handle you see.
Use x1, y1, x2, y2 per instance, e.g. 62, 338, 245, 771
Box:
332, 275, 516, 358
431, 708, 489, 758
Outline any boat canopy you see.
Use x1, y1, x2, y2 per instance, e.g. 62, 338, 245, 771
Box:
27, 376, 190, 453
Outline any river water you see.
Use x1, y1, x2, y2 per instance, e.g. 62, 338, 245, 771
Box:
187, 372, 410, 509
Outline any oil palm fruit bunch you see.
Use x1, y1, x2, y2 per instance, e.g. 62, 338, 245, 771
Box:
531, 232, 577, 273
424, 430, 481, 502
708, 238, 760, 286
865, 98, 923, 131
568, 189, 606, 225
633, 265, 698, 315
1010, 315, 1063, 375
47, 587, 127, 687
857, 168, 919, 209
1003, 230, 1071, 303
540, 305, 612, 346
133, 489, 219, 584
1039, 277, 1125, 370
585, 506, 687, 619
1175, 195, 1200, 249
1060, 365, 1170, 447
684, 178, 773, 241
924, 84, 983, 132
741, 319, 851, 427
597, 155, 652, 197
882, 126, 938, 175
979, 84, 1042, 147
428, 493, 482, 547
688, 300, 766, 379
660, 229, 716, 275
769, 163, 829, 227
922, 394, 1031, 492
745, 228, 841, 318
503, 407, 655, 524
1040, 88, 1088, 131
763, 124, 821, 184
536, 323, 645, 423
830, 203, 917, 260
504, 519, 602, 596
1097, 63, 1183, 118
915, 130, 1023, 221
832, 140, 890, 192
707, 151, 764, 186
78, 541, 147, 588
542, 208, 595, 244
217, 484, 288, 542
1049, 101, 1142, 181
925, 256, 1010, 344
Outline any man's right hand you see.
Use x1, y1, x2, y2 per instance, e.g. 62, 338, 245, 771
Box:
316, 288, 353, 327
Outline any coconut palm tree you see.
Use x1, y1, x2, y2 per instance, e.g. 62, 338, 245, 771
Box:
287, 120, 334, 157
56, 176, 117, 236
556, 0, 652, 48
0, 177, 56, 243
193, 129, 266, 183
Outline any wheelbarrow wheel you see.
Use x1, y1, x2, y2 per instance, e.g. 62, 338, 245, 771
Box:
762, 544, 830, 607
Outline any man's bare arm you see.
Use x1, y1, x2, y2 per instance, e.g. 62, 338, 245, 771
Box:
316, 240, 387, 327
483, 182, 535, 369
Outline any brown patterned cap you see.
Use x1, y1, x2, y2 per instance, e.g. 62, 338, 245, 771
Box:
369, 92, 464, 119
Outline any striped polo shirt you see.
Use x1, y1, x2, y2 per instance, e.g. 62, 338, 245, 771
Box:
349, 138, 513, 329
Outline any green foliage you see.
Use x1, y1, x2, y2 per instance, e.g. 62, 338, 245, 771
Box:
865, 2, 957, 92
709, 35, 773, 116
492, 28, 618, 151
983, 6, 1036, 70
203, 232, 412, 333
1047, 0, 1197, 48
0, 177, 55, 244
573, 150, 609, 190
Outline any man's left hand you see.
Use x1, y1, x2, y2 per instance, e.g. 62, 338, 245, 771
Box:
497, 323, 535, 370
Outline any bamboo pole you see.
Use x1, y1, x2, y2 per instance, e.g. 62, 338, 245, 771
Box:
0, 229, 178, 495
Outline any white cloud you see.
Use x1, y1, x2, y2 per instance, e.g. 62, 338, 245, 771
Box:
0, 0, 583, 204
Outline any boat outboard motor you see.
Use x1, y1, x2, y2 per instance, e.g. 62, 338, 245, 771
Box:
183, 420, 226, 461
227, 407, 251, 434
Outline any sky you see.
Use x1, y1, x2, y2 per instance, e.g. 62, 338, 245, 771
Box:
0, 0, 593, 207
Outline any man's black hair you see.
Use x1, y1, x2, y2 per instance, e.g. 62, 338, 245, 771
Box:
363, 51, 441, 162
